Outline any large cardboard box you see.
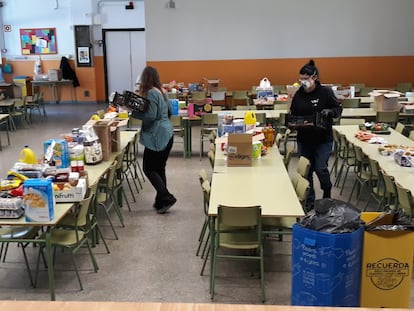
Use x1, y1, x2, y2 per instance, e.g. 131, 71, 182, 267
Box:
23, 178, 55, 222
360, 212, 414, 308
369, 90, 402, 111
227, 133, 252, 167
54, 178, 87, 202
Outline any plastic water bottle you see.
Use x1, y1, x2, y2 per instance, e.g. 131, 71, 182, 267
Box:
19, 145, 37, 164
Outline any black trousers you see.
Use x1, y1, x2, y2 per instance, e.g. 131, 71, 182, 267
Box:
142, 136, 174, 202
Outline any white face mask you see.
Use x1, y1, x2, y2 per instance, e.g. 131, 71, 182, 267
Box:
300, 79, 311, 89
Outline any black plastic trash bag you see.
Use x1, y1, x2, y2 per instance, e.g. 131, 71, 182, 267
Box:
365, 208, 413, 231
299, 198, 363, 233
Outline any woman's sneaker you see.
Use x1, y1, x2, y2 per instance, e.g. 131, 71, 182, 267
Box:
156, 196, 177, 214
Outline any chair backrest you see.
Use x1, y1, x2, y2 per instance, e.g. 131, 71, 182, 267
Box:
376, 111, 399, 124
283, 145, 294, 169
170, 115, 183, 129
191, 91, 207, 101
272, 85, 286, 94
127, 117, 142, 129
295, 175, 310, 209
349, 83, 365, 92
274, 133, 283, 148
201, 179, 210, 216
232, 90, 248, 100
339, 118, 366, 125
359, 87, 374, 97
342, 98, 361, 108
74, 195, 93, 229
198, 168, 208, 185
167, 92, 178, 99
201, 113, 218, 126
396, 183, 414, 219
218, 205, 261, 228
381, 170, 397, 207
255, 112, 266, 125
395, 122, 405, 134
409, 130, 414, 141
273, 102, 288, 110
207, 150, 215, 169
236, 105, 256, 111
396, 82, 412, 93
296, 156, 310, 179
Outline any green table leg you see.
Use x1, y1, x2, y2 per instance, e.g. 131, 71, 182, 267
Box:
183, 119, 192, 158
45, 231, 56, 301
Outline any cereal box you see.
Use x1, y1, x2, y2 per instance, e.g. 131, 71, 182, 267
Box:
44, 139, 70, 168
23, 178, 55, 222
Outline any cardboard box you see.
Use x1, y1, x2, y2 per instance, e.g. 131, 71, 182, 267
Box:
227, 133, 252, 167
54, 178, 87, 202
360, 212, 414, 308
44, 139, 70, 168
23, 178, 55, 222
48, 69, 62, 81
369, 90, 402, 111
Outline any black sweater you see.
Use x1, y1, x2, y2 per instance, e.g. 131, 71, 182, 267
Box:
289, 84, 342, 144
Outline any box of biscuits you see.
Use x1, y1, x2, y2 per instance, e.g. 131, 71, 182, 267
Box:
23, 178, 55, 222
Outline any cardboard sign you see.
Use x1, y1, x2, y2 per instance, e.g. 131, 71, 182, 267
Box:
227, 133, 252, 167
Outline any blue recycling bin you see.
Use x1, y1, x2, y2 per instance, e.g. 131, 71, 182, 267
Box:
291, 223, 363, 307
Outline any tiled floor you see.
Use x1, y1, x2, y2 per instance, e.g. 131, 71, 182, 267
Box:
0, 102, 412, 306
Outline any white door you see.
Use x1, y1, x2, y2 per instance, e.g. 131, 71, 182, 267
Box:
104, 30, 146, 99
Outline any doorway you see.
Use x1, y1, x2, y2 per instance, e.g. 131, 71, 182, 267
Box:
103, 28, 146, 101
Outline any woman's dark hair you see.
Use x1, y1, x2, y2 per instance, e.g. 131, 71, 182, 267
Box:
138, 66, 166, 99
299, 59, 319, 77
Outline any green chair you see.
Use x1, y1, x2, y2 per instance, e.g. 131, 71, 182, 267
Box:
396, 82, 412, 94
170, 115, 185, 157
210, 204, 265, 302
57, 181, 110, 253
364, 157, 385, 211
191, 91, 207, 102
235, 105, 256, 111
255, 112, 266, 125
97, 162, 125, 240
348, 145, 371, 205
382, 170, 398, 210
231, 90, 250, 109
376, 110, 400, 128
341, 98, 361, 108
359, 87, 375, 97
196, 171, 210, 258
200, 113, 218, 159
272, 85, 286, 94
396, 183, 414, 221
35, 195, 99, 290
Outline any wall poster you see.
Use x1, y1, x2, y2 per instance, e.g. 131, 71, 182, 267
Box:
20, 28, 57, 55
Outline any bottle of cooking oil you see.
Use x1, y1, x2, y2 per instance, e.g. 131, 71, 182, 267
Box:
19, 145, 37, 164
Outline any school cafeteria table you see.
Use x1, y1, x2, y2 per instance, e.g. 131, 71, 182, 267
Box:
0, 129, 137, 300
333, 125, 414, 194
31, 79, 75, 104
1, 300, 412, 311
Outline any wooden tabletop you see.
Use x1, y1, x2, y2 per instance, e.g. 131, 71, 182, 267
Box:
0, 301, 411, 311
208, 146, 304, 218
333, 125, 414, 193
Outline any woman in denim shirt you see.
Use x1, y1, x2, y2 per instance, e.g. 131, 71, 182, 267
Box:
130, 66, 176, 214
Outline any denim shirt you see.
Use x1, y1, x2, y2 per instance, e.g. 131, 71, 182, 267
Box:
131, 88, 173, 151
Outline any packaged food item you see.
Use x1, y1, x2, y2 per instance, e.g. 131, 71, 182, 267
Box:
44, 139, 70, 168
23, 178, 55, 222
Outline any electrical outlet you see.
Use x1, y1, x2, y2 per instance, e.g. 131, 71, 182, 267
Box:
84, 90, 90, 97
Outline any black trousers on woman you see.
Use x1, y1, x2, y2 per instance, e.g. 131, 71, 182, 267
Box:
142, 136, 174, 206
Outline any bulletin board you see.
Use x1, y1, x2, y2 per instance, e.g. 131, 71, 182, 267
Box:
20, 28, 58, 55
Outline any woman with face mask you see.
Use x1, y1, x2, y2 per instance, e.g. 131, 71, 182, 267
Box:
289, 59, 342, 211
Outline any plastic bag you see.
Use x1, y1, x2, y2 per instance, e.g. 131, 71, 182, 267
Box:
299, 198, 363, 233
259, 77, 271, 89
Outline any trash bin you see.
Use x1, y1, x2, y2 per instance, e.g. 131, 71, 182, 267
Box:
13, 75, 32, 97
360, 212, 414, 308
291, 198, 364, 307
291, 224, 363, 306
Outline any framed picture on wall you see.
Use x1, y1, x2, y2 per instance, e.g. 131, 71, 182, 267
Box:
20, 28, 57, 55
77, 46, 90, 64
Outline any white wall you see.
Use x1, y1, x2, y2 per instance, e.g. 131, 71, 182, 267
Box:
2, 0, 414, 61
1, 0, 145, 59
145, 0, 414, 61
